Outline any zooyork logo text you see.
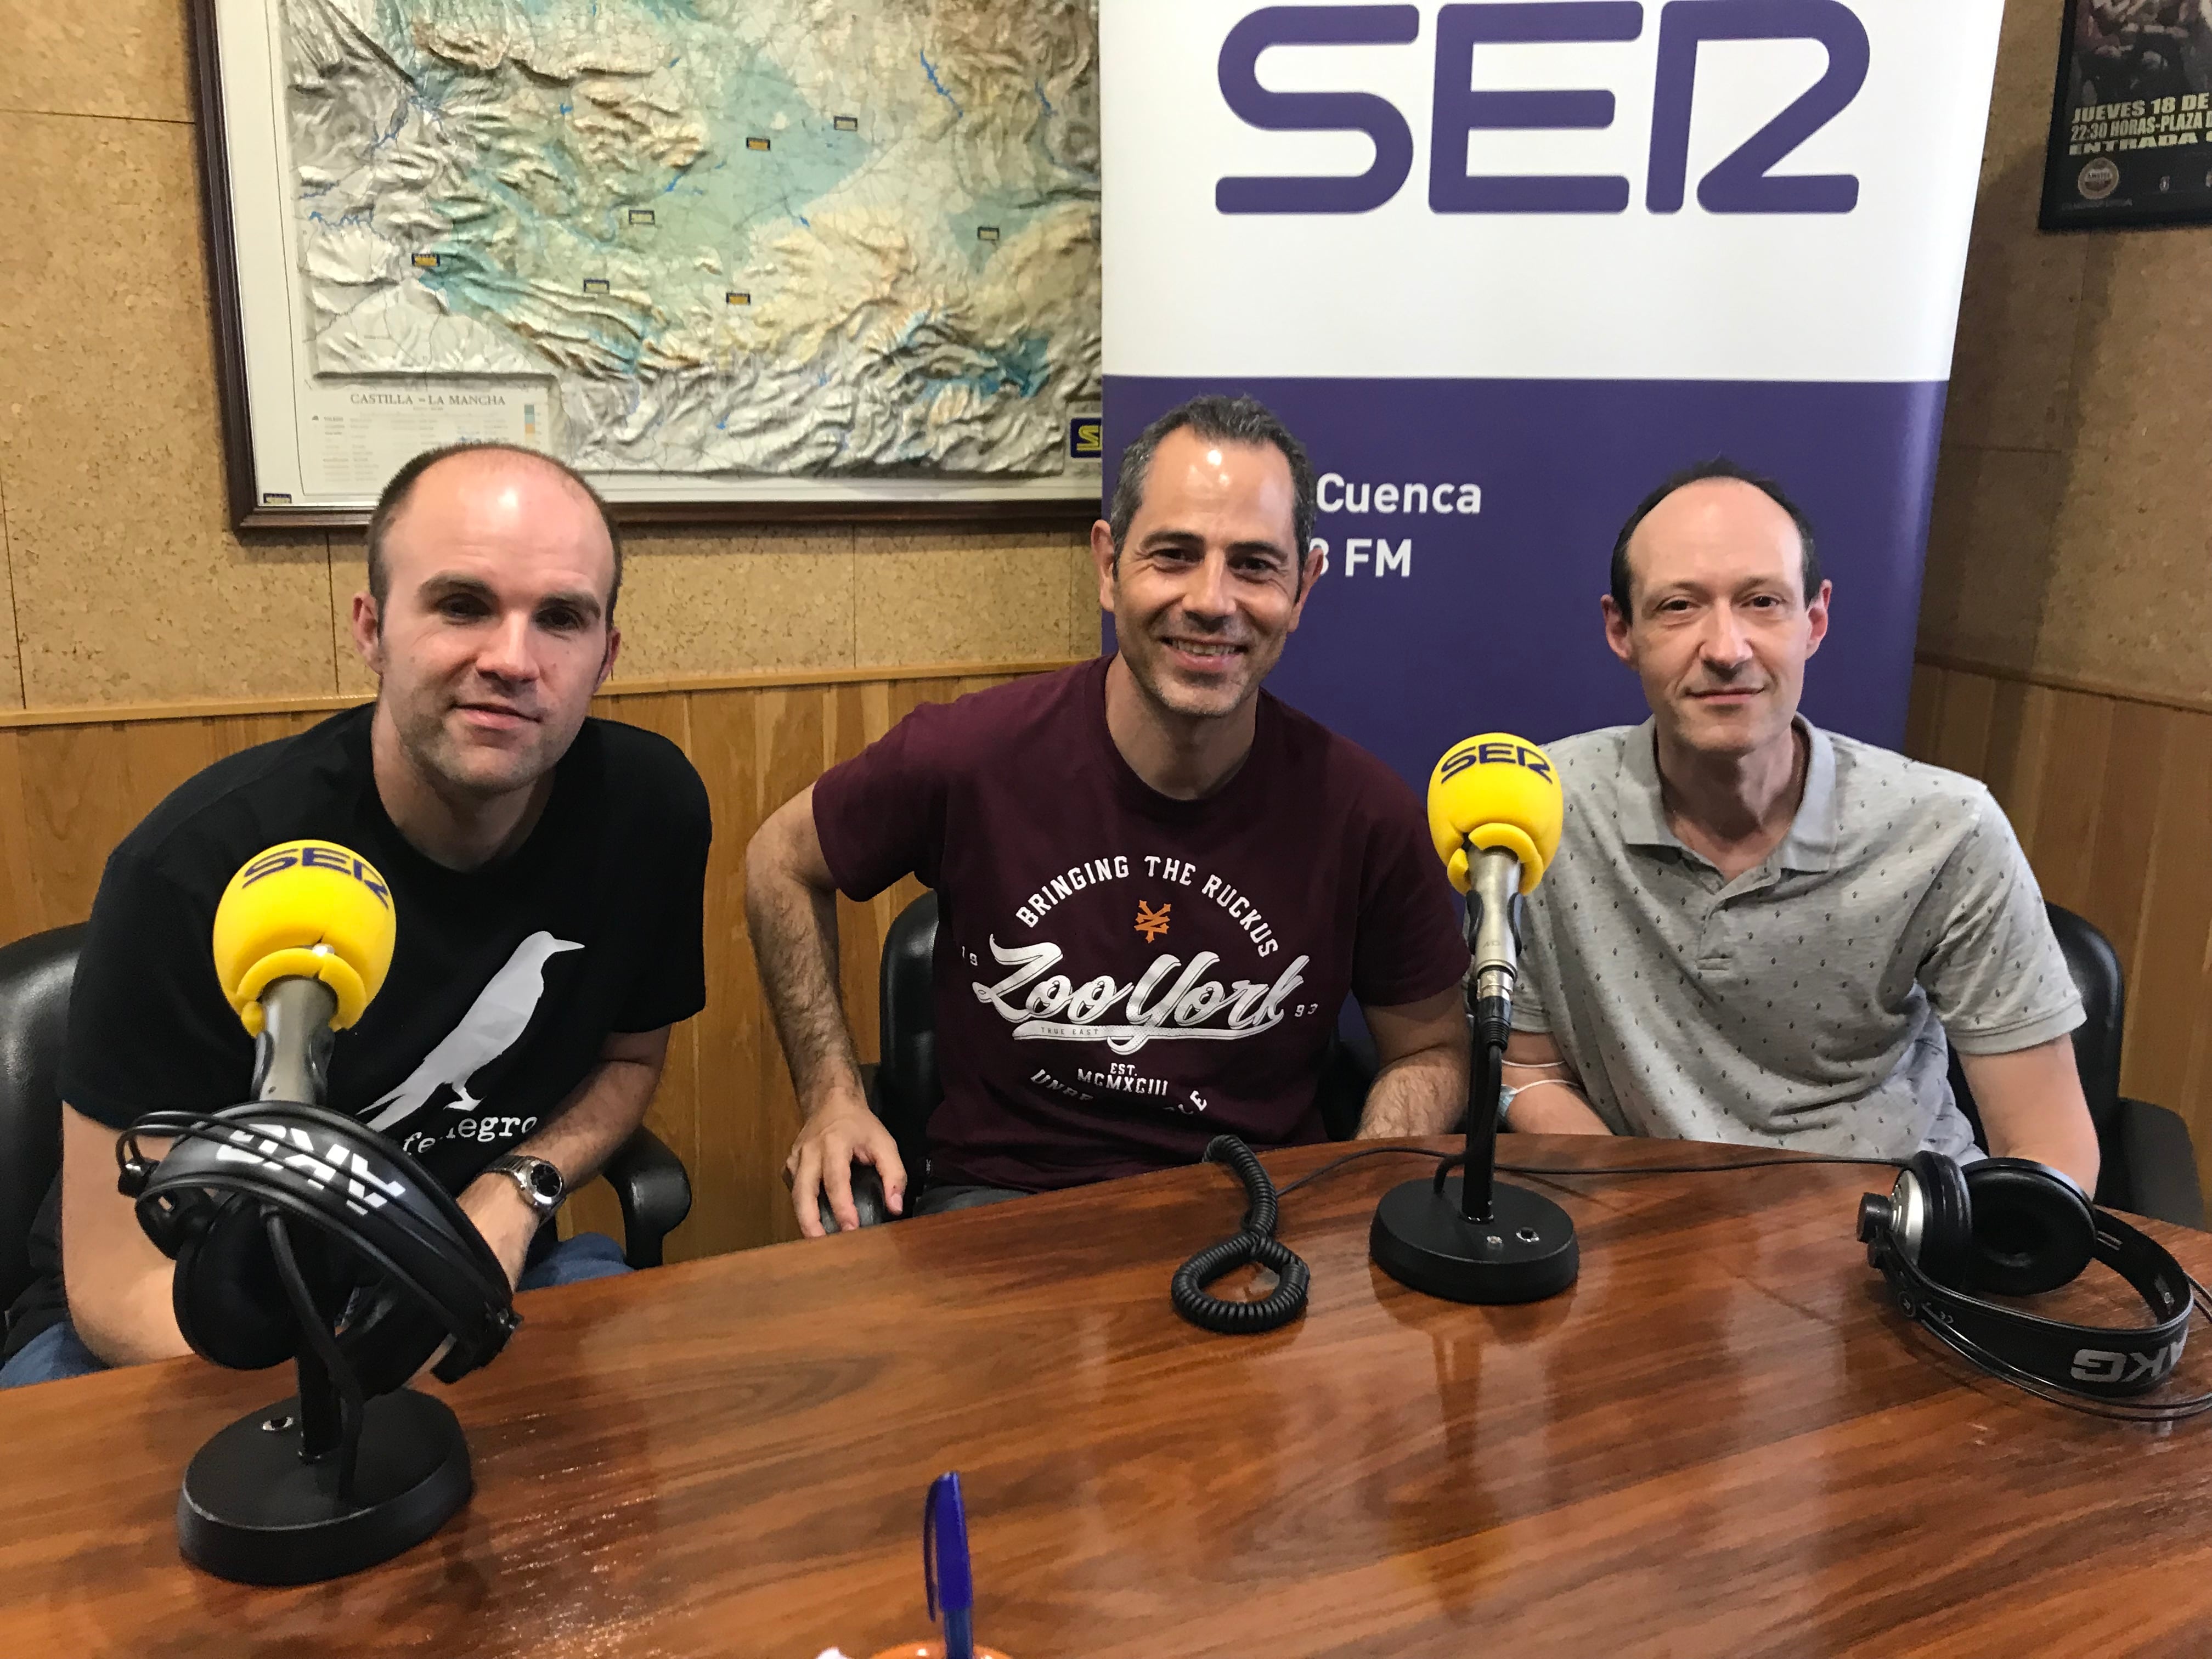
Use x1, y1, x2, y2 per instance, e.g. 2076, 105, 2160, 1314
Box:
974, 936, 1311, 1054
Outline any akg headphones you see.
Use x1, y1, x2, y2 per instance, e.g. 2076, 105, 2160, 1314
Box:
1858, 1150, 2212, 1419
117, 1101, 520, 1392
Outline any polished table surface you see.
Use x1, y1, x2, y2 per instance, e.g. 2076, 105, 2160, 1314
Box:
7, 1136, 2212, 1658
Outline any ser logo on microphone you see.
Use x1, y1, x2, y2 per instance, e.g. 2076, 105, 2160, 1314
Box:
1438, 741, 1553, 784
236, 844, 392, 909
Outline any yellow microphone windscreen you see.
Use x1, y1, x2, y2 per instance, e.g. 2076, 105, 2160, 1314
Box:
211, 841, 397, 1035
1426, 734, 1565, 895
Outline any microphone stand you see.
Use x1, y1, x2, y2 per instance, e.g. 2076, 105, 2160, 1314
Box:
1459, 1026, 1506, 1223
1368, 850, 1579, 1304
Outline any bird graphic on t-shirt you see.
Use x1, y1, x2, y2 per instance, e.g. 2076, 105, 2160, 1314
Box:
363, 932, 585, 1133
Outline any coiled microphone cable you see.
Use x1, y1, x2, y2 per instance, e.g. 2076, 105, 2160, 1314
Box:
1170, 1136, 1313, 1334
1169, 1139, 1907, 1338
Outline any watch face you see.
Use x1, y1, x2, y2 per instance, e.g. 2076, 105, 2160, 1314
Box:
524, 1162, 563, 1204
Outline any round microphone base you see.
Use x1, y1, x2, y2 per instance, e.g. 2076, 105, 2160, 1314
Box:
178, 1388, 471, 1584
1370, 1176, 1579, 1304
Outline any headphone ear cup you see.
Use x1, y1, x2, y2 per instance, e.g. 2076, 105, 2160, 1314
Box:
172, 1198, 301, 1372
334, 1282, 450, 1396
1908, 1150, 1975, 1289
1963, 1158, 2097, 1297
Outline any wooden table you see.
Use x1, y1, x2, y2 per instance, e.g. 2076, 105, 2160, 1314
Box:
6, 1136, 2212, 1657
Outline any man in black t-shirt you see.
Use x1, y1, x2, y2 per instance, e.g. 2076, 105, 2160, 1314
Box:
0, 443, 709, 1389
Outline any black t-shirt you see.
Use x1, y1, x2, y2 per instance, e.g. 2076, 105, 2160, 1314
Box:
3, 705, 709, 1359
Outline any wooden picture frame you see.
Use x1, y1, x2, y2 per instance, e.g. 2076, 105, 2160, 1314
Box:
187, 0, 1101, 532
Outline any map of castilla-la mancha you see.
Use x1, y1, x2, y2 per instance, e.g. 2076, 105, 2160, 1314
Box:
285, 0, 1100, 479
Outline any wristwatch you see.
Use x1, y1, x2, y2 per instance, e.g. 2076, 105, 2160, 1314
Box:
486, 1153, 566, 1220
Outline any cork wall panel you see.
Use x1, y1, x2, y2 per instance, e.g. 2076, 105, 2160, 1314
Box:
1925, 0, 2212, 706
1943, 0, 2088, 458
1068, 528, 1107, 656
615, 527, 858, 679
1917, 446, 2071, 674
1908, 662, 2212, 1204
328, 546, 376, 698
854, 527, 1097, 665
0, 111, 338, 704
0, 486, 24, 708
2033, 232, 2212, 690
0, 0, 194, 125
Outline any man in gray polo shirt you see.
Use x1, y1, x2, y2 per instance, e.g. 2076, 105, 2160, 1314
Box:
1502, 460, 2100, 1191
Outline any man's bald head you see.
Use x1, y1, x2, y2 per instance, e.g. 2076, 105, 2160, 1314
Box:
1610, 458, 1818, 619
366, 443, 623, 620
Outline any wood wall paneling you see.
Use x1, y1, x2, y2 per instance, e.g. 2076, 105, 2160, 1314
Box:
1906, 662, 2212, 1201
0, 669, 1060, 1267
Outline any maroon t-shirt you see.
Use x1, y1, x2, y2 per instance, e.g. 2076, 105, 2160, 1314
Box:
812, 656, 1468, 1191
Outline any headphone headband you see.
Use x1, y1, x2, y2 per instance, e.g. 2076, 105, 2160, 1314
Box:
122, 1101, 518, 1383
1869, 1209, 2194, 1401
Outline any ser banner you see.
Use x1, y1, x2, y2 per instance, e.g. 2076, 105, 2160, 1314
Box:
1101, 0, 2002, 787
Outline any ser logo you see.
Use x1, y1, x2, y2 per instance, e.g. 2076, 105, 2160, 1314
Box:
1217, 0, 1870, 217
1068, 416, 1104, 460
1440, 740, 1553, 783
237, 843, 392, 909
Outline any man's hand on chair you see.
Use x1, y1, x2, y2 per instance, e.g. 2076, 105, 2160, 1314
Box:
786, 1092, 908, 1237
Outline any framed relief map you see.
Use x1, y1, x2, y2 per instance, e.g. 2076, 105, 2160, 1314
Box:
191, 0, 1102, 529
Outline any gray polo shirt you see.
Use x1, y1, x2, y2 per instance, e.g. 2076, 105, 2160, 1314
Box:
1514, 718, 2083, 1161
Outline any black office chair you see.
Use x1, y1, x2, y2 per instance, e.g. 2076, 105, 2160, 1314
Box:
1945, 902, 2204, 1229
863, 893, 1376, 1212
0, 923, 692, 1330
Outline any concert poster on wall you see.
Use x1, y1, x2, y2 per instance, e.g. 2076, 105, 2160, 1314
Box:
2042, 0, 2212, 229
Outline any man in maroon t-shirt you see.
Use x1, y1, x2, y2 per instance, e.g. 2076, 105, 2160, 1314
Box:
747, 394, 1471, 1234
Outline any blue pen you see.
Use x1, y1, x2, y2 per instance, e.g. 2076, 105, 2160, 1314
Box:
924, 1471, 974, 1659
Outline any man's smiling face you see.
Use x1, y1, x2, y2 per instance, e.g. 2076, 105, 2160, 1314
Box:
1100, 426, 1315, 723
356, 450, 620, 802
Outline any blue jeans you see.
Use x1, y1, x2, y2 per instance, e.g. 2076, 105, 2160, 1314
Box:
0, 1231, 632, 1390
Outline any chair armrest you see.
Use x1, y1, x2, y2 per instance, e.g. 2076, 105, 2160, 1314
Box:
600, 1126, 693, 1268
2114, 1098, 2207, 1232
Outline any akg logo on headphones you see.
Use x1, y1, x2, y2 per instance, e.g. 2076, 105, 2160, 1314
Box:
1440, 741, 1553, 783
216, 1121, 410, 1218
2070, 1341, 2186, 1386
